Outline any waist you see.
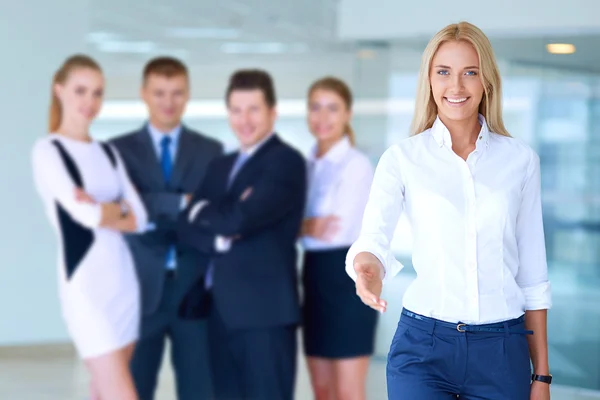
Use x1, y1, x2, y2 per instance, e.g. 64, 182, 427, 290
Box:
400, 308, 532, 335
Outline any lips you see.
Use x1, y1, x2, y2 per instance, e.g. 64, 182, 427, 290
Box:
444, 97, 470, 107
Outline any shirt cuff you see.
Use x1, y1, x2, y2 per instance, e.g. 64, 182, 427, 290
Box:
215, 236, 231, 253
189, 200, 209, 223
520, 281, 552, 310
345, 238, 404, 284
180, 195, 189, 210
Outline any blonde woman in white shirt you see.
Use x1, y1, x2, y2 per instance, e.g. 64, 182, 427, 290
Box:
301, 77, 376, 400
346, 22, 551, 400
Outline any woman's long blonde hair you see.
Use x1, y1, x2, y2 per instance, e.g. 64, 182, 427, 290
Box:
410, 21, 510, 137
49, 54, 102, 133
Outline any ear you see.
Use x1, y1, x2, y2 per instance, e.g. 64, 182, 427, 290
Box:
270, 106, 278, 121
53, 82, 63, 100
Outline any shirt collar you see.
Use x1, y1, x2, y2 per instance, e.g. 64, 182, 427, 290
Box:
309, 136, 352, 164
147, 123, 182, 147
431, 114, 490, 148
241, 132, 274, 157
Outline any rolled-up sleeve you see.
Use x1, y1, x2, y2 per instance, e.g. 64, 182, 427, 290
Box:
515, 150, 552, 310
345, 146, 405, 284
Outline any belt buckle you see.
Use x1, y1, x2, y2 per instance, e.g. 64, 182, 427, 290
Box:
457, 323, 466, 333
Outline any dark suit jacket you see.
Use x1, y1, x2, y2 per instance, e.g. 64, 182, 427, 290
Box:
178, 134, 307, 329
110, 125, 223, 316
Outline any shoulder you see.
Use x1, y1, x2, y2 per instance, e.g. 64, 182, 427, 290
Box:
31, 135, 68, 161
275, 140, 306, 171
109, 130, 139, 148
490, 133, 539, 164
345, 147, 374, 175
184, 128, 223, 152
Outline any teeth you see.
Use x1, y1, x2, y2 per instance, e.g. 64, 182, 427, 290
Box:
446, 98, 467, 103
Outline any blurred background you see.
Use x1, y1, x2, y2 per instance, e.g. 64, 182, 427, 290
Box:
2, 0, 600, 398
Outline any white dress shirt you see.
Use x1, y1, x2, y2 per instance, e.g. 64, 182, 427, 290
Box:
346, 114, 552, 324
302, 136, 374, 250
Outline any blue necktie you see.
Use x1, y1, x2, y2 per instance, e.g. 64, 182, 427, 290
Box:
160, 136, 176, 270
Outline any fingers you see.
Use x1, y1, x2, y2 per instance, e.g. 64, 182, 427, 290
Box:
356, 286, 387, 313
75, 188, 95, 204
240, 187, 253, 201
355, 274, 386, 313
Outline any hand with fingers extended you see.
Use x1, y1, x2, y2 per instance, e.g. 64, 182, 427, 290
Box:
354, 252, 387, 313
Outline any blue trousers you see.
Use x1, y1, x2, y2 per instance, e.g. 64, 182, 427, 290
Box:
386, 309, 532, 399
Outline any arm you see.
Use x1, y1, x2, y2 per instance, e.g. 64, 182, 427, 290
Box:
141, 192, 189, 225
190, 153, 306, 237
177, 162, 219, 254
31, 142, 121, 228
111, 146, 149, 233
514, 151, 551, 376
345, 146, 405, 284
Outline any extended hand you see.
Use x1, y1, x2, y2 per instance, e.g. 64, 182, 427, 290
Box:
354, 252, 387, 313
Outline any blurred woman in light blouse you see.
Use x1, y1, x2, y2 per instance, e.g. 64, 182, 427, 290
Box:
347, 22, 551, 400
301, 77, 377, 400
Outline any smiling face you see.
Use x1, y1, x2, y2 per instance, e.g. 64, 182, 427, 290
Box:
429, 40, 484, 125
307, 88, 351, 144
142, 73, 189, 131
54, 67, 104, 127
227, 89, 277, 150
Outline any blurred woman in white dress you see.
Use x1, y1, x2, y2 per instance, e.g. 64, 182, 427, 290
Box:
31, 55, 147, 400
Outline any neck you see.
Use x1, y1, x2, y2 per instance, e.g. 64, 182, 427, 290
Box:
56, 119, 91, 142
149, 118, 180, 133
440, 115, 481, 149
316, 135, 344, 158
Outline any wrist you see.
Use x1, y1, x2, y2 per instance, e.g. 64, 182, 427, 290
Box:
532, 363, 550, 376
532, 373, 552, 385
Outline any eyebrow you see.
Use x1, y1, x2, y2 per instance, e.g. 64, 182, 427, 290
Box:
434, 64, 479, 69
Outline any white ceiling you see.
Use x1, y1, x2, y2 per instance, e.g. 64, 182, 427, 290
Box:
86, 0, 600, 99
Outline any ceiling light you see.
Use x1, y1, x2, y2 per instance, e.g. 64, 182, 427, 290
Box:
546, 43, 576, 55
165, 28, 240, 39
96, 41, 156, 54
86, 32, 120, 43
221, 42, 308, 54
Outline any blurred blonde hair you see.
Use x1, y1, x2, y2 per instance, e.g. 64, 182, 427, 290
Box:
410, 21, 511, 137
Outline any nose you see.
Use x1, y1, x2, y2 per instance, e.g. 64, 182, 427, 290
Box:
450, 73, 465, 91
239, 110, 251, 125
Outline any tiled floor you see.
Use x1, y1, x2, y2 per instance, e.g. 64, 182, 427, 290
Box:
1, 343, 599, 399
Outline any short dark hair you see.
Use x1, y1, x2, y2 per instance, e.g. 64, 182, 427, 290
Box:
143, 56, 188, 82
226, 69, 276, 108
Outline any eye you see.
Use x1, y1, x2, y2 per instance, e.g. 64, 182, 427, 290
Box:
465, 70, 478, 76
436, 69, 449, 76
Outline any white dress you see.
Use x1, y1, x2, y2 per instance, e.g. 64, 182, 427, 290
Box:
31, 134, 148, 359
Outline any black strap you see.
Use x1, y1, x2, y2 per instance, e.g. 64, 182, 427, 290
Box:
51, 140, 84, 188
100, 142, 117, 168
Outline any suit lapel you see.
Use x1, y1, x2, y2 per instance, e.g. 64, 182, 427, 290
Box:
136, 126, 165, 187
227, 134, 280, 191
170, 127, 195, 189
